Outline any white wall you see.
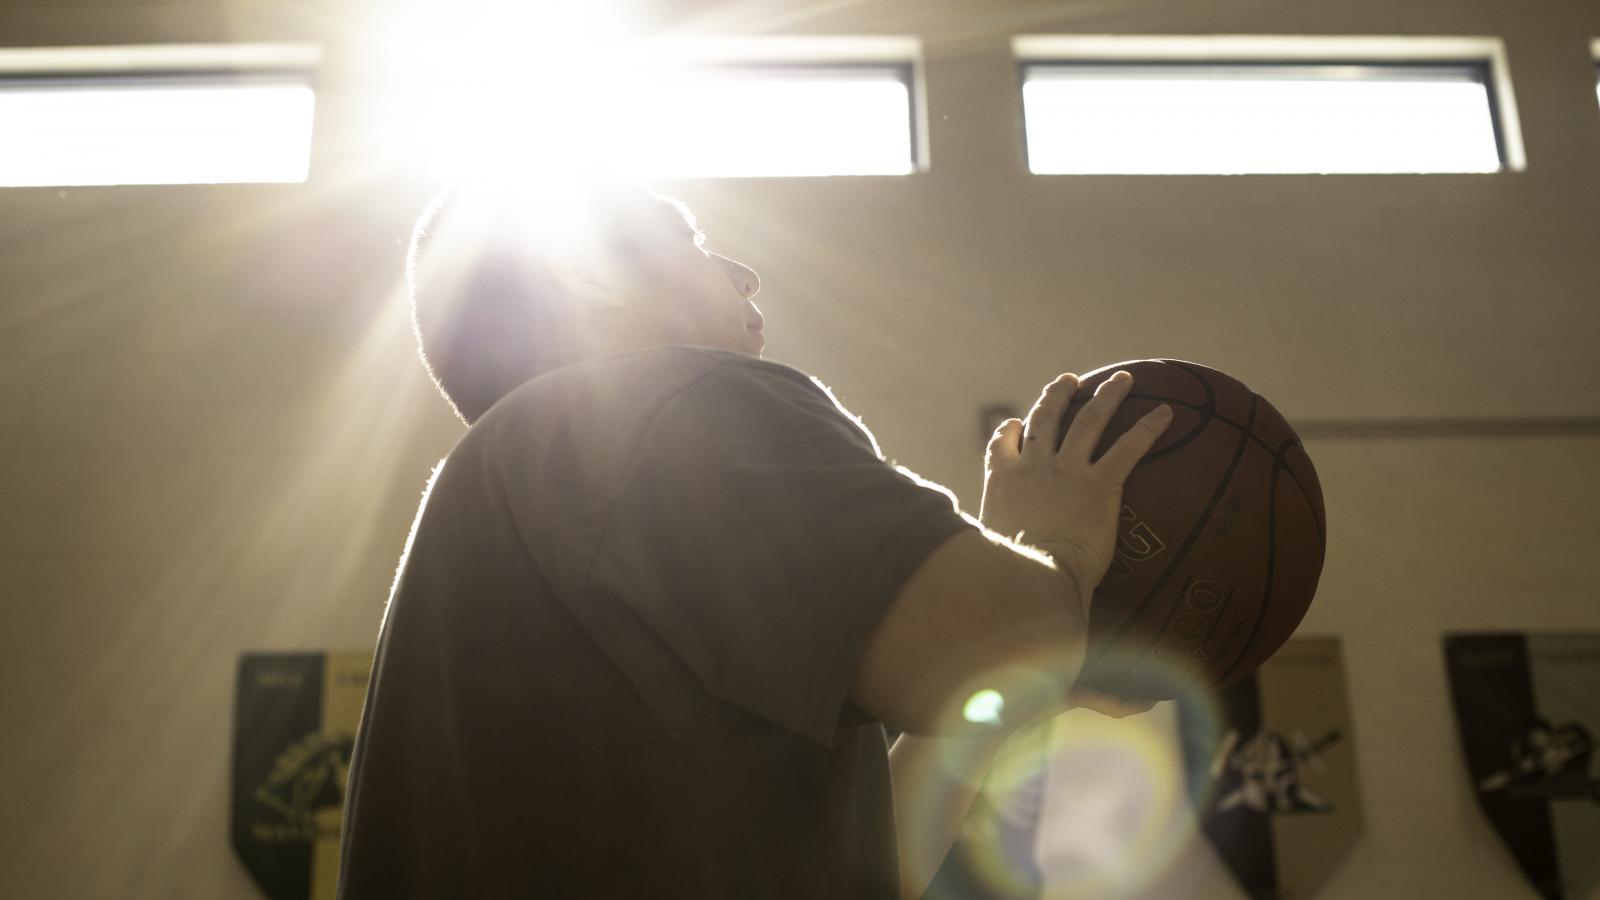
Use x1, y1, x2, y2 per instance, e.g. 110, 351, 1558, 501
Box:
1, 0, 1598, 896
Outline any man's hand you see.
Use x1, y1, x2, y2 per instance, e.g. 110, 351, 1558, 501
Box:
979, 370, 1172, 613
1066, 687, 1157, 718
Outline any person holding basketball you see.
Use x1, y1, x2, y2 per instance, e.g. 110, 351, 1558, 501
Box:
337, 180, 1172, 900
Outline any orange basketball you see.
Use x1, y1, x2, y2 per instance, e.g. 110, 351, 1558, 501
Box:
1056, 360, 1326, 700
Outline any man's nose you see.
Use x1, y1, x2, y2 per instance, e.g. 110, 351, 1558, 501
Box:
714, 253, 761, 299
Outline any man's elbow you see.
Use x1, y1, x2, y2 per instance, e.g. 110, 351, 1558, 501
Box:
877, 632, 1085, 737
851, 530, 1090, 737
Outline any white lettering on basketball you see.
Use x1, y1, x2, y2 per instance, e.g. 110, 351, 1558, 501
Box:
1186, 580, 1226, 613
1150, 579, 1231, 676
1101, 506, 1167, 589
1170, 613, 1208, 642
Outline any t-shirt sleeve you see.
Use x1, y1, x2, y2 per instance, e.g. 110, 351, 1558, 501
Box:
583, 359, 974, 747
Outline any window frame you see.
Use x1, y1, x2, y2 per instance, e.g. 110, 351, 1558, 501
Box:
0, 43, 319, 188
651, 60, 921, 178
1017, 57, 1508, 175
626, 35, 925, 178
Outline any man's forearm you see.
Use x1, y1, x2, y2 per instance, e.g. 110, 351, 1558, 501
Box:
888, 731, 1007, 900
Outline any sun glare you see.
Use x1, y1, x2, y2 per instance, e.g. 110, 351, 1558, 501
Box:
374, 3, 627, 179
370, 4, 915, 182
964, 689, 1006, 725
622, 70, 912, 177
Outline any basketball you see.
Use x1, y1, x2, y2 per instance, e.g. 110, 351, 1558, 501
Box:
1055, 359, 1326, 701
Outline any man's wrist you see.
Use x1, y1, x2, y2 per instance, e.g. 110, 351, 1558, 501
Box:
1019, 536, 1100, 621
891, 732, 1007, 782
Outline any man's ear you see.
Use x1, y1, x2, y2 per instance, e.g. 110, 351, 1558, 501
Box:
560, 255, 629, 311
568, 286, 645, 352
572, 278, 629, 311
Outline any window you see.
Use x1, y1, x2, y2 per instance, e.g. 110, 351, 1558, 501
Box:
1015, 36, 1520, 175
621, 65, 917, 178
382, 33, 923, 180
0, 44, 318, 187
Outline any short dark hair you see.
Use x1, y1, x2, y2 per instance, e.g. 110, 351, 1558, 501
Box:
407, 181, 685, 424
408, 191, 568, 424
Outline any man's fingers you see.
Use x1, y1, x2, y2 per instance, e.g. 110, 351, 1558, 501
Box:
1056, 370, 1133, 463
1099, 698, 1158, 719
1067, 687, 1158, 718
986, 418, 1024, 467
1020, 373, 1079, 459
1095, 404, 1174, 478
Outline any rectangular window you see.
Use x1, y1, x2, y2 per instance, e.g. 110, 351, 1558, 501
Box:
1022, 62, 1502, 175
1014, 36, 1521, 176
622, 64, 917, 178
0, 44, 318, 187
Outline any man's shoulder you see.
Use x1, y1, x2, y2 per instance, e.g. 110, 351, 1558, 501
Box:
493, 346, 823, 419
599, 346, 821, 392
472, 345, 882, 466
458, 348, 837, 468
655, 347, 834, 402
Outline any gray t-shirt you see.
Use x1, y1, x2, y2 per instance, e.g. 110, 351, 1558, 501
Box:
339, 346, 973, 898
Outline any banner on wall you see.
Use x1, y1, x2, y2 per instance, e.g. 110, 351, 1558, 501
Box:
1444, 632, 1600, 900
231, 652, 371, 900
1178, 636, 1363, 900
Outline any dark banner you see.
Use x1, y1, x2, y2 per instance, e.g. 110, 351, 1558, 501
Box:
1178, 637, 1362, 899
1444, 632, 1600, 900
231, 652, 372, 900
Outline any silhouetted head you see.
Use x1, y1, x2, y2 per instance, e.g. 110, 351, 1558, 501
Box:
408, 179, 762, 423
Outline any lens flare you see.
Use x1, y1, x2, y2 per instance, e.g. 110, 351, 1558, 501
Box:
964, 689, 1006, 725
1075, 638, 1236, 707
943, 679, 1224, 899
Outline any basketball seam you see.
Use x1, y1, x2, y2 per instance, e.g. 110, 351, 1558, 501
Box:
1114, 391, 1319, 505
1059, 362, 1215, 464
1095, 393, 1260, 679
1197, 582, 1236, 646
1122, 357, 1307, 486
1212, 435, 1284, 688
1287, 436, 1328, 552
